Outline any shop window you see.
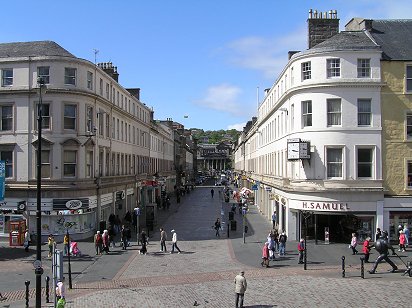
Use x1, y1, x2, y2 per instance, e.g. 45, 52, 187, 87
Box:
0, 150, 13, 178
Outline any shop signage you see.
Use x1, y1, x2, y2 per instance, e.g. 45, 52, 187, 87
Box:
251, 184, 258, 191
265, 186, 272, 191
302, 202, 350, 211
65, 200, 83, 210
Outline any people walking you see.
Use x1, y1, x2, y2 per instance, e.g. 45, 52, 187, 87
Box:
47, 234, 55, 258
140, 230, 148, 254
267, 232, 275, 261
234, 270, 247, 308
362, 236, 372, 263
170, 229, 181, 254
211, 189, 214, 198
404, 224, 410, 247
120, 225, 128, 250
261, 242, 270, 268
271, 211, 277, 229
56, 277, 66, 307
278, 231, 287, 256
298, 238, 305, 264
102, 230, 109, 254
350, 233, 358, 255
399, 230, 406, 252
160, 228, 167, 252
368, 231, 398, 274
94, 231, 103, 255
214, 218, 221, 237
108, 224, 116, 248
63, 233, 70, 256
23, 229, 30, 252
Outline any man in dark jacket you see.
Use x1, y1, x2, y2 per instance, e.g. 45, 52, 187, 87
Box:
368, 231, 398, 274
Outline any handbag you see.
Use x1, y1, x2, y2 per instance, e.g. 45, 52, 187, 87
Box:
348, 245, 352, 249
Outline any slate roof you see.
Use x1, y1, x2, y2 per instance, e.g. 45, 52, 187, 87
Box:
368, 20, 412, 60
0, 41, 75, 59
311, 31, 379, 51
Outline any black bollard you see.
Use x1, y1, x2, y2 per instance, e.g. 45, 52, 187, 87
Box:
25, 280, 30, 308
227, 220, 230, 238
341, 256, 346, 278
45, 276, 50, 302
360, 257, 365, 279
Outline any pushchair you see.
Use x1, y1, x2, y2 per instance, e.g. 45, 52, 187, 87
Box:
70, 241, 81, 257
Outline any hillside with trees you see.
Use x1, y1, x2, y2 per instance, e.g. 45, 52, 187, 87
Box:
191, 129, 240, 144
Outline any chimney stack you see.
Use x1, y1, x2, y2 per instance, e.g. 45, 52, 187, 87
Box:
97, 62, 119, 82
307, 9, 339, 49
126, 88, 140, 100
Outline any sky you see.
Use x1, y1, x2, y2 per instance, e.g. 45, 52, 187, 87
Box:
3, 0, 412, 131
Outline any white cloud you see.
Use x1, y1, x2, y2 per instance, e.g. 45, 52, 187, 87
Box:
227, 123, 245, 131
223, 27, 306, 79
194, 84, 247, 116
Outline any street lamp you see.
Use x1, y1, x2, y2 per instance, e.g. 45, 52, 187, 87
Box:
301, 211, 313, 270
35, 77, 46, 307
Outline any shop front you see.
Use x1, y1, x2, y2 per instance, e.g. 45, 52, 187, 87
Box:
384, 197, 412, 242
290, 199, 379, 244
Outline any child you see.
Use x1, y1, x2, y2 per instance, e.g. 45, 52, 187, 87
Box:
350, 233, 358, 255
362, 237, 372, 263
399, 231, 406, 252
298, 239, 305, 264
261, 242, 270, 268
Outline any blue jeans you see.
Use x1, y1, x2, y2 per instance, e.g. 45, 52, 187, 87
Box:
279, 243, 285, 255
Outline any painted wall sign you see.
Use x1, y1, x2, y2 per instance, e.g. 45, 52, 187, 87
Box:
65, 200, 83, 210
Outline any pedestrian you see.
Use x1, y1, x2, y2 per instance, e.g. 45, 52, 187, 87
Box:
375, 228, 382, 241
234, 270, 247, 308
166, 195, 171, 210
211, 188, 214, 198
120, 225, 128, 250
362, 236, 372, 263
160, 228, 167, 252
23, 229, 30, 252
261, 242, 270, 268
170, 229, 181, 254
403, 224, 410, 247
368, 231, 398, 274
140, 229, 148, 254
398, 224, 404, 236
271, 211, 277, 229
102, 230, 109, 254
94, 231, 103, 255
298, 238, 305, 264
399, 230, 406, 252
63, 233, 70, 256
273, 229, 279, 252
56, 277, 66, 307
267, 231, 275, 261
48, 234, 55, 258
278, 231, 287, 256
214, 218, 221, 237
108, 224, 116, 248
350, 233, 358, 255
126, 225, 131, 247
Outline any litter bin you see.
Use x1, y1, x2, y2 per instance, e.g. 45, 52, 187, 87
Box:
231, 220, 237, 231
229, 211, 234, 221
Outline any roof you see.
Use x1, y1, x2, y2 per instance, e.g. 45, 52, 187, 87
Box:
368, 20, 412, 60
0, 41, 75, 59
309, 31, 380, 52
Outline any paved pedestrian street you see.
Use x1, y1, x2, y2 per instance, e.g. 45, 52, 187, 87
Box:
1, 187, 411, 307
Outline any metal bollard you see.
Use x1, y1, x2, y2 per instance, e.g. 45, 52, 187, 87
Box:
227, 220, 230, 238
24, 280, 30, 308
360, 257, 365, 279
45, 276, 50, 302
341, 256, 346, 278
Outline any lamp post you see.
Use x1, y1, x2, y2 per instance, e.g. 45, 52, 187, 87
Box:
66, 229, 73, 289
301, 211, 313, 271
35, 77, 46, 307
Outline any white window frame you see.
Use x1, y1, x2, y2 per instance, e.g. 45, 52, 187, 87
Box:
301, 61, 311, 80
326, 147, 343, 179
1, 69, 13, 87
0, 105, 13, 131
357, 99, 371, 126
64, 104, 77, 130
357, 59, 371, 78
63, 150, 77, 178
37, 66, 50, 84
327, 58, 340, 78
64, 68, 77, 85
302, 100, 312, 127
327, 99, 341, 126
36, 149, 51, 179
357, 147, 373, 179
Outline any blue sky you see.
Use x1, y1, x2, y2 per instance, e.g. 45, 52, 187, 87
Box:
3, 0, 412, 131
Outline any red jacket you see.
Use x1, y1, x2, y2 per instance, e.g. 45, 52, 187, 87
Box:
362, 240, 371, 254
262, 244, 269, 259
298, 242, 305, 252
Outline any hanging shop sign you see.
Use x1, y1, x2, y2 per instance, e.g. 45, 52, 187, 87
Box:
0, 160, 5, 201
53, 198, 89, 211
251, 184, 258, 191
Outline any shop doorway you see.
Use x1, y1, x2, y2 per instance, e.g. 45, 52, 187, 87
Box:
303, 213, 373, 243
